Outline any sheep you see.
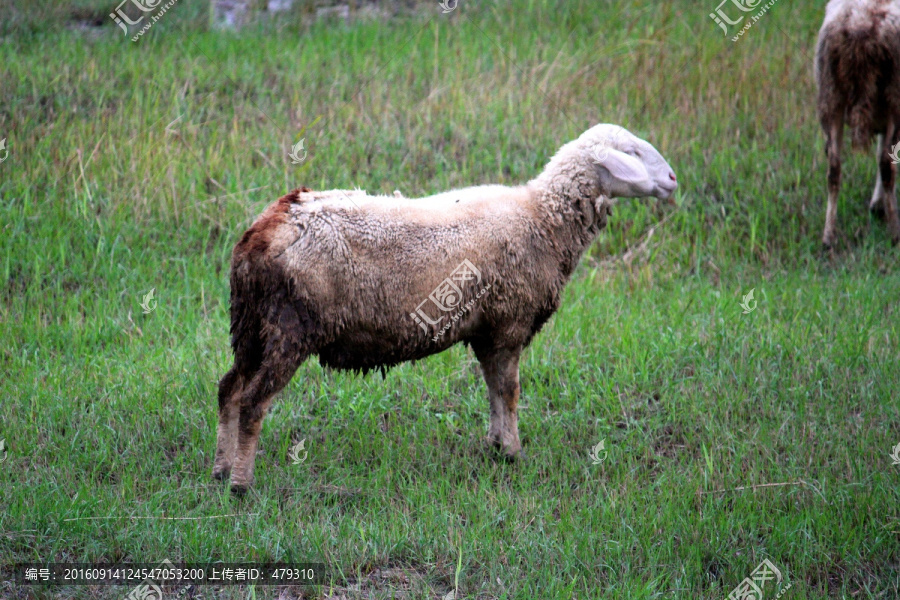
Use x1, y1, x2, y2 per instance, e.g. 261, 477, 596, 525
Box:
213, 123, 678, 495
815, 0, 900, 247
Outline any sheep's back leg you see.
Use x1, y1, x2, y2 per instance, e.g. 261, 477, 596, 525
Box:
228, 352, 307, 495
475, 346, 524, 459
212, 367, 245, 481
876, 122, 900, 244
823, 119, 844, 249
229, 304, 311, 495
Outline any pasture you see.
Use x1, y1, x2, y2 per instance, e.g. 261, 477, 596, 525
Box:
1, 0, 898, 598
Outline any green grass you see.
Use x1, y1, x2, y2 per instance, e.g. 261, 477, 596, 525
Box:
1, 0, 899, 598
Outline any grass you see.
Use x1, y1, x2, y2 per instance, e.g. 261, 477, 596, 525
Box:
1, 0, 899, 598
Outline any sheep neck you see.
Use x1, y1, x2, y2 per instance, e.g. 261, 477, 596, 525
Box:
528, 165, 607, 278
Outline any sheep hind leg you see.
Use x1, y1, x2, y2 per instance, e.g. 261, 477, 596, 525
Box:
228, 351, 306, 496
212, 367, 245, 481
823, 120, 843, 249
476, 346, 524, 459
877, 122, 900, 244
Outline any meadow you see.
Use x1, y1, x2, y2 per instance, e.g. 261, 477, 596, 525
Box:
1, 0, 898, 598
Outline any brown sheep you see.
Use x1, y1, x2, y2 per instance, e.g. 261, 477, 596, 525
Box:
815, 0, 900, 247
213, 124, 678, 495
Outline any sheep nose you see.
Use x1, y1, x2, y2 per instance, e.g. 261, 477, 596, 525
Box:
669, 172, 676, 181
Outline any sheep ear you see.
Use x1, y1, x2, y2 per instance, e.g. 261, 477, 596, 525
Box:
597, 149, 649, 185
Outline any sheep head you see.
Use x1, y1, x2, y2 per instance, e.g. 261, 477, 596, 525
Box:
585, 124, 677, 201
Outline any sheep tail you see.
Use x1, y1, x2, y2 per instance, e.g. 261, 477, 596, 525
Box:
228, 258, 265, 371
227, 186, 312, 371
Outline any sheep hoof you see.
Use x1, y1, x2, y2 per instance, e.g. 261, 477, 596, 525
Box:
229, 483, 250, 497
869, 199, 885, 219
211, 465, 231, 481
503, 449, 526, 462
487, 436, 524, 461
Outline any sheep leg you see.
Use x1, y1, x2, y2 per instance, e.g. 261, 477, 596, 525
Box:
870, 134, 886, 217
228, 299, 311, 495
877, 122, 900, 244
212, 367, 245, 481
823, 120, 843, 249
228, 356, 301, 496
477, 347, 524, 459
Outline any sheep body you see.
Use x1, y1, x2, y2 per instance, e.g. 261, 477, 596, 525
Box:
215, 124, 677, 494
815, 0, 900, 245
233, 184, 573, 372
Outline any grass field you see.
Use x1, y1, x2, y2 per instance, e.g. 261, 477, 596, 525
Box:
1, 0, 899, 598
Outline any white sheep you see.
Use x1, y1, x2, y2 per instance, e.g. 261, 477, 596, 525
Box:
213, 124, 677, 495
815, 0, 900, 246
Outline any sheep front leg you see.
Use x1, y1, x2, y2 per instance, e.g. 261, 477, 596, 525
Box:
823, 121, 843, 249
212, 367, 243, 481
477, 347, 524, 459
877, 123, 900, 244
870, 134, 886, 217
